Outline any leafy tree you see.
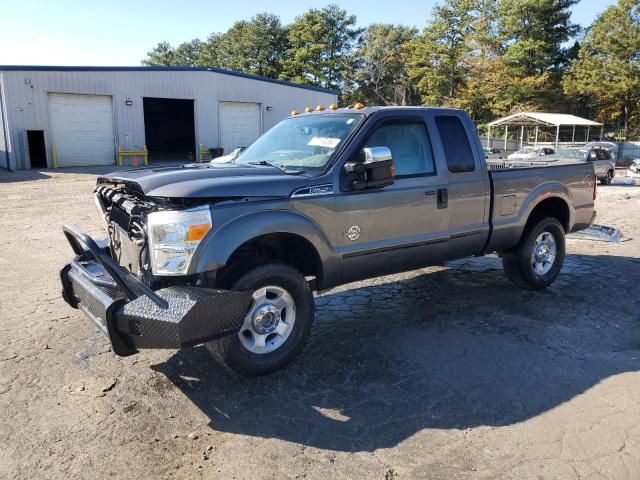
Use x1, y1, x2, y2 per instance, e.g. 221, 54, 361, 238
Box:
173, 39, 204, 66
142, 39, 203, 66
280, 4, 363, 90
196, 33, 223, 67
564, 0, 640, 138
213, 13, 289, 77
354, 24, 418, 105
408, 0, 476, 106
451, 0, 506, 121
142, 42, 176, 66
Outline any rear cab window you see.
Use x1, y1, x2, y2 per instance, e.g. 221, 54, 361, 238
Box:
434, 116, 476, 173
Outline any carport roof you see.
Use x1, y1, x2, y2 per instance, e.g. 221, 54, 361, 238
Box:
0, 65, 338, 95
487, 112, 602, 127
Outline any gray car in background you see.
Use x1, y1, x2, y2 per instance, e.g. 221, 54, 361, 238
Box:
553, 147, 616, 184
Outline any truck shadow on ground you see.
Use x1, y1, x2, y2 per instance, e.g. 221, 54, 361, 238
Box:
152, 253, 640, 452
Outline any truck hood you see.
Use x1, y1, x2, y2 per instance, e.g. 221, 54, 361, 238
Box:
97, 163, 314, 199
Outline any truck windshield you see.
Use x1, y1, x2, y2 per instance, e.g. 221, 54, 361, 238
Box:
235, 113, 363, 171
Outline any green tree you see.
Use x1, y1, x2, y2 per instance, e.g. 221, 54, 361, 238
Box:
173, 39, 204, 66
564, 0, 640, 138
354, 24, 418, 105
281, 4, 363, 91
451, 0, 507, 121
142, 42, 176, 66
142, 39, 203, 66
408, 0, 476, 106
212, 13, 289, 77
498, 0, 579, 76
196, 33, 223, 67
495, 0, 579, 111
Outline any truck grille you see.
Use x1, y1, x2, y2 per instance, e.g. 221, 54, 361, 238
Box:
95, 184, 151, 276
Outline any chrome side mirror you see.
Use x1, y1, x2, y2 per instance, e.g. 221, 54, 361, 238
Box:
343, 146, 395, 191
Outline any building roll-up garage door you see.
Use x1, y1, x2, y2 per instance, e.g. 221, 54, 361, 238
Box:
48, 93, 115, 167
219, 102, 261, 152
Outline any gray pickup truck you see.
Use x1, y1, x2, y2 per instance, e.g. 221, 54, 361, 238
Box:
60, 106, 597, 375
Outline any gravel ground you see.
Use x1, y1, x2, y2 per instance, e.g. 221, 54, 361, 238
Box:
1, 167, 639, 480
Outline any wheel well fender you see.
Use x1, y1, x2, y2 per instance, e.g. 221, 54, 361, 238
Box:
190, 211, 335, 287
523, 192, 572, 234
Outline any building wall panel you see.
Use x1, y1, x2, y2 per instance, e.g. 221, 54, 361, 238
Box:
0, 68, 337, 169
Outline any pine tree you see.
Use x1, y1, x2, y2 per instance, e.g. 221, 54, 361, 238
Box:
280, 4, 363, 91
564, 0, 640, 138
408, 0, 477, 106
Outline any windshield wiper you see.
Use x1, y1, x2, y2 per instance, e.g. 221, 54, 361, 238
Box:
248, 160, 303, 175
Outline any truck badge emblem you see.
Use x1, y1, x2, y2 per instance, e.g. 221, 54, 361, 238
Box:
346, 225, 361, 241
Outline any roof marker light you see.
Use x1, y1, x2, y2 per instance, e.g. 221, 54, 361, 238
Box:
291, 110, 299, 116
354, 102, 365, 110
305, 106, 313, 113
316, 105, 325, 111
329, 104, 338, 110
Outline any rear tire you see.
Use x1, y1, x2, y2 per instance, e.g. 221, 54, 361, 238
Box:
502, 217, 565, 290
205, 263, 314, 376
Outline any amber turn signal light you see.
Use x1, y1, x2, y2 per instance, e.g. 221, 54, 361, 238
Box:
186, 223, 211, 242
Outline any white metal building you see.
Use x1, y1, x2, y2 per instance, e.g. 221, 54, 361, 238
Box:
0, 66, 337, 170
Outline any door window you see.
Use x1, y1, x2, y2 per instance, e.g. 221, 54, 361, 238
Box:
363, 121, 435, 176
435, 116, 476, 173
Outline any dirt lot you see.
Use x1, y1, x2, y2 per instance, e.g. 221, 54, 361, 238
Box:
1, 168, 640, 480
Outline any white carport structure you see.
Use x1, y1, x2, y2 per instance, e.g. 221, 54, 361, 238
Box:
487, 112, 603, 150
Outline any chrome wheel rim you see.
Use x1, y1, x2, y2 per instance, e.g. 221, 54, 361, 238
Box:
238, 285, 296, 354
531, 232, 557, 276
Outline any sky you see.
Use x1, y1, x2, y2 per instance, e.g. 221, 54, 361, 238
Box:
0, 0, 617, 67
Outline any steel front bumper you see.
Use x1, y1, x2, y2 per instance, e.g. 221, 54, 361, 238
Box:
60, 225, 252, 356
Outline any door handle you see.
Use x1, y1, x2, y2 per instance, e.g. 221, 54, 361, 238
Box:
424, 190, 436, 196
437, 188, 448, 209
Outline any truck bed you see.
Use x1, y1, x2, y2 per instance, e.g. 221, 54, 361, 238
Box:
485, 161, 596, 252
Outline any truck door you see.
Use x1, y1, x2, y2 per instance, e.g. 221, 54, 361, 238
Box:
431, 113, 490, 258
332, 113, 450, 283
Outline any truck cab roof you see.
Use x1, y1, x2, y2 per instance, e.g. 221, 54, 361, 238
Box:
289, 105, 464, 118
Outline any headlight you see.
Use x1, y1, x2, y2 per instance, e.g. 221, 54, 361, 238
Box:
147, 206, 212, 276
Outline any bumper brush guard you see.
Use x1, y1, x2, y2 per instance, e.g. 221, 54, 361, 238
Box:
60, 225, 252, 356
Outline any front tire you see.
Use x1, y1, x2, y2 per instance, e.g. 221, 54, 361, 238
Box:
502, 217, 565, 290
600, 170, 614, 185
205, 263, 314, 376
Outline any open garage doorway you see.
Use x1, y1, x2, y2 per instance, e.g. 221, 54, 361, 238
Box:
143, 98, 196, 163
27, 131, 47, 168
